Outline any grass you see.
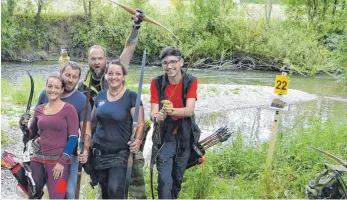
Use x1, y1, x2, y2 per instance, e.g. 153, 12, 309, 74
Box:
232, 87, 241, 95
210, 86, 218, 93
198, 111, 225, 125
9, 121, 18, 128
127, 84, 150, 95
78, 101, 347, 199
1, 76, 45, 106
175, 112, 347, 199
1, 130, 13, 145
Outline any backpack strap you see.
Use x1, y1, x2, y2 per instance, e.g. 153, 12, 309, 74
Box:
182, 74, 196, 107
83, 71, 101, 95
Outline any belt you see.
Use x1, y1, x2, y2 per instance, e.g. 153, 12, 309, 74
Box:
32, 154, 60, 161
92, 148, 121, 156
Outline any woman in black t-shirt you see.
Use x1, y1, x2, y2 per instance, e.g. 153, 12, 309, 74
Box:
90, 59, 145, 199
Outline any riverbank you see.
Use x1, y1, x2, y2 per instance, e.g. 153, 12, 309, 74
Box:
2, 82, 346, 198
2, 0, 345, 77
2, 64, 347, 198
2, 91, 346, 199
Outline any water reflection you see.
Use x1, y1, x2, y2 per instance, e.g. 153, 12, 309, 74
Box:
196, 97, 346, 147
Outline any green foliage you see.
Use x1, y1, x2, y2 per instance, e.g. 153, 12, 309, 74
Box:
180, 165, 220, 199
1, 77, 45, 105
1, 130, 13, 145
1, 0, 346, 87
178, 112, 347, 198
9, 121, 18, 128
281, 0, 347, 76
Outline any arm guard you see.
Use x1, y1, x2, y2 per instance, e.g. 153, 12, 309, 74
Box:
63, 135, 78, 156
126, 27, 140, 45
58, 135, 78, 165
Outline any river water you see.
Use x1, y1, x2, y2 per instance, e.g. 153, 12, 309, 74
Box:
2, 62, 347, 145
1, 62, 347, 198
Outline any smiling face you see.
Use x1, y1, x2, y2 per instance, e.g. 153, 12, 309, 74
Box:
161, 55, 184, 78
61, 66, 80, 92
46, 77, 64, 101
88, 47, 107, 78
106, 64, 125, 89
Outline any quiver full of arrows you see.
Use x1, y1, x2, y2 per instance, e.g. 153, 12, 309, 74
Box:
1, 151, 36, 197
186, 126, 231, 169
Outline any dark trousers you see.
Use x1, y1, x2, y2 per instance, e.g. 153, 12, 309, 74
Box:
29, 160, 70, 199
95, 165, 127, 199
156, 141, 191, 199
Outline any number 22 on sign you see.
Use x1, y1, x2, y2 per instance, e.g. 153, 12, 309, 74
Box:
274, 75, 289, 95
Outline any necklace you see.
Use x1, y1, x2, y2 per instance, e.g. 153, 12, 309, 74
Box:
108, 87, 124, 101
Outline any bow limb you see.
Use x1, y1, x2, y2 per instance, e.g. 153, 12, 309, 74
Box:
75, 71, 92, 199
109, 0, 180, 41
26, 71, 34, 114
308, 145, 347, 167
150, 163, 155, 199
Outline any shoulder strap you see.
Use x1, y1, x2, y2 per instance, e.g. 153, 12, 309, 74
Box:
182, 74, 196, 107
154, 75, 168, 110
83, 71, 102, 95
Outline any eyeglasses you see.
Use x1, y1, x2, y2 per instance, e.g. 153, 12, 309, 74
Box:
161, 59, 180, 67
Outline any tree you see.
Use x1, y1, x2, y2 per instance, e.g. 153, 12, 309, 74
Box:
79, 0, 92, 26
265, 0, 273, 27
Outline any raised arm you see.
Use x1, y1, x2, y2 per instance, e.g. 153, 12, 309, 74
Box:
119, 9, 145, 67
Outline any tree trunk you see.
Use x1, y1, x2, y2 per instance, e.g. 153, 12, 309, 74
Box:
265, 0, 272, 27
82, 0, 88, 19
88, 0, 92, 26
35, 0, 44, 27
307, 0, 312, 21
268, 0, 272, 24
332, 0, 338, 16
312, 0, 318, 21
322, 0, 328, 20
7, 0, 17, 17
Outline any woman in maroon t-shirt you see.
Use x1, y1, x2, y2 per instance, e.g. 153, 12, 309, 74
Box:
20, 74, 79, 199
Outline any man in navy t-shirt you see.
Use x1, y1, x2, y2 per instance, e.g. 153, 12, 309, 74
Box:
36, 61, 92, 199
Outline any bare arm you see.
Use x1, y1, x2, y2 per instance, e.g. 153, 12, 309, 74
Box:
130, 106, 145, 138
151, 103, 160, 118
79, 121, 92, 150
129, 106, 145, 153
167, 98, 196, 117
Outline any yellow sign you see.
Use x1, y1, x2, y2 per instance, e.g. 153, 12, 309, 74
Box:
274, 75, 289, 95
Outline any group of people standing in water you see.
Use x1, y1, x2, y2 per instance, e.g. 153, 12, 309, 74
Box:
19, 8, 200, 199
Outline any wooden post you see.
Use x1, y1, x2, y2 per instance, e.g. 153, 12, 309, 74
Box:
264, 72, 288, 193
